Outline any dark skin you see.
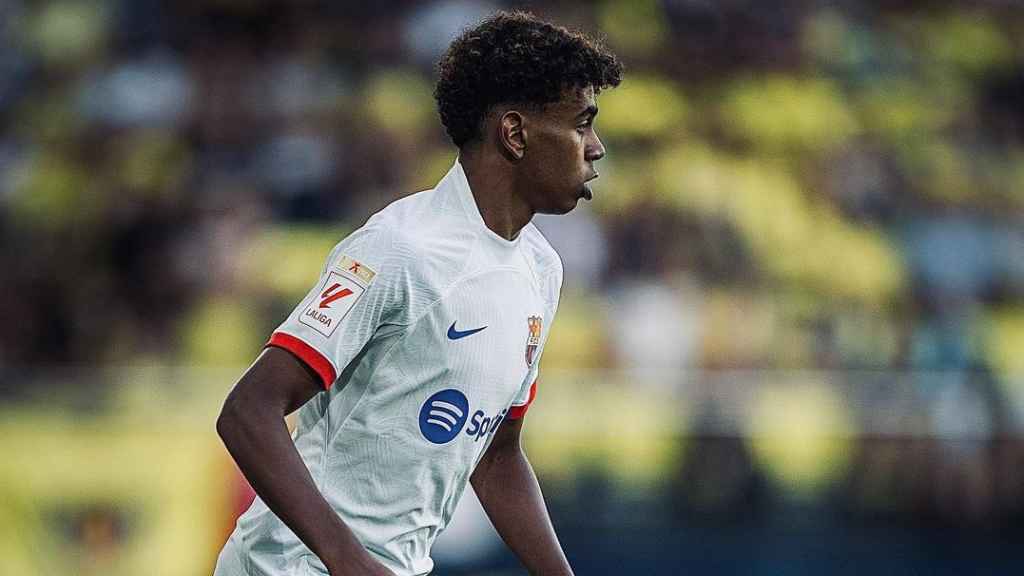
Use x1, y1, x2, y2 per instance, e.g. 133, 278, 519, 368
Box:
461, 85, 606, 239
217, 85, 606, 576
217, 347, 395, 576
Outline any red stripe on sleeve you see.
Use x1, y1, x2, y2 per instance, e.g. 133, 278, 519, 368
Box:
266, 332, 337, 390
507, 380, 538, 420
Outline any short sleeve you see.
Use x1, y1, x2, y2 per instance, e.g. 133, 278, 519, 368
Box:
507, 335, 545, 420
507, 309, 558, 420
508, 377, 538, 420
267, 223, 413, 389
508, 239, 562, 419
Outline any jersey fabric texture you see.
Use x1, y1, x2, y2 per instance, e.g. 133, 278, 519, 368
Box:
217, 161, 563, 576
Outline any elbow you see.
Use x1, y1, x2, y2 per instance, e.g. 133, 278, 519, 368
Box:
216, 391, 247, 446
216, 400, 234, 444
217, 384, 282, 450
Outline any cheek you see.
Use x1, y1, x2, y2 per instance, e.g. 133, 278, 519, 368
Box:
557, 134, 586, 168
530, 131, 583, 189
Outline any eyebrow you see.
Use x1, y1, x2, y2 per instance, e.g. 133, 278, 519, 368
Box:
576, 105, 598, 120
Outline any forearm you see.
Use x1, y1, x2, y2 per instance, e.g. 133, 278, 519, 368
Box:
472, 447, 573, 576
217, 399, 380, 575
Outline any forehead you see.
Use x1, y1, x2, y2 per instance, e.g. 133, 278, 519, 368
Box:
548, 85, 596, 116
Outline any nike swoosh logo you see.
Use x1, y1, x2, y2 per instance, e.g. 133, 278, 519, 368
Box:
447, 322, 487, 340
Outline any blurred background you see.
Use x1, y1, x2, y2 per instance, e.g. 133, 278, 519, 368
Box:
1, 0, 1023, 574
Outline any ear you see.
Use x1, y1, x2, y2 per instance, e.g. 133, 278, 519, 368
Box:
498, 110, 527, 161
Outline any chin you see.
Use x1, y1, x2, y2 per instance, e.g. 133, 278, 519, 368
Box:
549, 196, 580, 215
534, 185, 585, 215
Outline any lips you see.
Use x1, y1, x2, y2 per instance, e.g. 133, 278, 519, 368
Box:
581, 172, 599, 200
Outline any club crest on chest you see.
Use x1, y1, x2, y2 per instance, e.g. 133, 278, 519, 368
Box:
525, 315, 542, 367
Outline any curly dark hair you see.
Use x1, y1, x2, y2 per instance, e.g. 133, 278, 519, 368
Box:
434, 11, 623, 148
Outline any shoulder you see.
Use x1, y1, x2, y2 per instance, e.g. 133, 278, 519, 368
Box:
334, 190, 477, 295
522, 223, 563, 281
521, 223, 563, 304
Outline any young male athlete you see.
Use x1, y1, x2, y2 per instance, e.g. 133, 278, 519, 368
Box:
214, 11, 621, 576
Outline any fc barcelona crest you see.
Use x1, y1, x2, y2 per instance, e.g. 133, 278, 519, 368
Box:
525, 315, 543, 367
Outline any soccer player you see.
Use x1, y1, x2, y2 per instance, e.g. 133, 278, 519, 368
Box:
214, 11, 621, 576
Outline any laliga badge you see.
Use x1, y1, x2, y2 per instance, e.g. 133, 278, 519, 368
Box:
299, 255, 375, 338
525, 315, 542, 367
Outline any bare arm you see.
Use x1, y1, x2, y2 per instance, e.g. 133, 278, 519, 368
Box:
216, 347, 394, 576
471, 417, 574, 576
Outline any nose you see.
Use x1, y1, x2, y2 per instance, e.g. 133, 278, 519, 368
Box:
585, 130, 605, 162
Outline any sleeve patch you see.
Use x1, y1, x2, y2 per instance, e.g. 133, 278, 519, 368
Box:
336, 255, 376, 284
298, 270, 367, 338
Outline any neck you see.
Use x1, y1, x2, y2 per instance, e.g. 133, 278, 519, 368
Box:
459, 149, 534, 241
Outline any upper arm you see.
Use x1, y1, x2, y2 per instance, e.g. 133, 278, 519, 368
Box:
222, 346, 324, 419
486, 414, 525, 456
472, 416, 525, 489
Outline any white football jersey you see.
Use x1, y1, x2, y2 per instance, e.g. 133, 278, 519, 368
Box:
219, 161, 562, 576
